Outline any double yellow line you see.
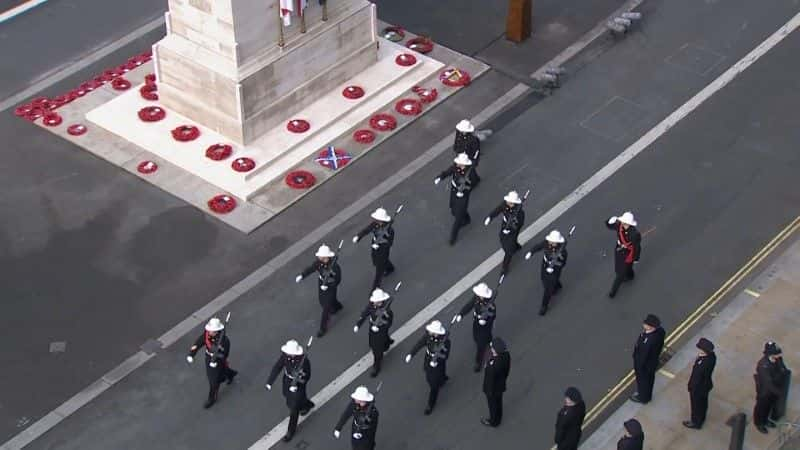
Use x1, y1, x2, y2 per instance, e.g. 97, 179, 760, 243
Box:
581, 215, 800, 430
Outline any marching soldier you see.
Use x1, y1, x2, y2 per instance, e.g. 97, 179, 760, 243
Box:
525, 230, 568, 316
554, 387, 586, 450
405, 320, 452, 415
186, 317, 238, 409
352, 207, 396, 290
354, 288, 396, 377
296, 244, 344, 337
605, 212, 641, 298
683, 338, 716, 429
452, 282, 496, 372
265, 340, 316, 442
484, 191, 525, 274
435, 153, 477, 246
753, 341, 790, 433
631, 314, 665, 404
482, 337, 511, 427
453, 119, 481, 186
333, 386, 380, 450
617, 419, 645, 450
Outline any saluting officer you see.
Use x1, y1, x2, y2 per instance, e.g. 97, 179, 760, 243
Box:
435, 153, 477, 246
333, 386, 380, 450
453, 119, 481, 186
753, 341, 790, 433
296, 244, 344, 337
525, 230, 568, 316
452, 282, 496, 372
354, 288, 396, 377
484, 191, 525, 274
631, 314, 665, 404
605, 212, 641, 298
265, 340, 316, 442
554, 387, 586, 450
405, 320, 452, 415
353, 207, 396, 290
683, 338, 716, 429
186, 317, 238, 409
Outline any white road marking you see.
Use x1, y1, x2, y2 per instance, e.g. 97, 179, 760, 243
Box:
0, 0, 48, 24
249, 11, 800, 449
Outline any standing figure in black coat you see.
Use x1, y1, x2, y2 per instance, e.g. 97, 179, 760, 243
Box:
452, 282, 496, 372
484, 191, 525, 274
617, 419, 644, 450
333, 386, 380, 450
265, 339, 316, 442
525, 230, 568, 316
354, 288, 396, 377
353, 207, 396, 290
753, 341, 790, 433
482, 337, 511, 427
631, 314, 666, 404
554, 387, 586, 450
683, 338, 716, 429
186, 317, 238, 409
296, 244, 344, 337
453, 119, 481, 186
434, 153, 476, 246
605, 212, 642, 298
405, 320, 452, 415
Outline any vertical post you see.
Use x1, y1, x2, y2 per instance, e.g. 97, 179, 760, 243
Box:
726, 413, 746, 450
322, 0, 328, 21
300, 13, 306, 33
506, 0, 532, 43
277, 0, 285, 47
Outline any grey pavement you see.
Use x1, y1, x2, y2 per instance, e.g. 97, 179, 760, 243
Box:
0, 0, 636, 445
13, 0, 800, 449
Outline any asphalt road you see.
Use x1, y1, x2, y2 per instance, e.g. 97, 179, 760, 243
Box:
12, 0, 800, 449
0, 0, 646, 445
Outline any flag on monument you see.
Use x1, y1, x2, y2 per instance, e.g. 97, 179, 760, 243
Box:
280, 0, 294, 26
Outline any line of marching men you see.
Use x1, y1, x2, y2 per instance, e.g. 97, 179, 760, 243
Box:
182, 119, 790, 449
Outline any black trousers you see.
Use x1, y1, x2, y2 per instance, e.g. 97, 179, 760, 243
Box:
450, 211, 471, 243
428, 385, 441, 409
319, 298, 344, 333
475, 340, 490, 368
371, 256, 395, 290
610, 264, 635, 295
541, 276, 563, 309
486, 393, 503, 426
287, 397, 315, 436
754, 394, 778, 426
501, 241, 521, 272
635, 368, 656, 402
689, 389, 709, 426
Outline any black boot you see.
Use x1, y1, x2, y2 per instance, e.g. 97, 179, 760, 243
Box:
226, 369, 238, 385
203, 387, 218, 409
539, 305, 548, 316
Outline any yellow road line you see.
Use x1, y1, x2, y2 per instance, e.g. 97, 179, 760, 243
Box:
744, 288, 761, 298
581, 215, 800, 430
658, 369, 676, 379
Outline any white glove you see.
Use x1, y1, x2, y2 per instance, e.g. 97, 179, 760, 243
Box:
502, 229, 510, 234
456, 192, 464, 198
295, 274, 302, 283
353, 325, 359, 333
186, 355, 193, 363
371, 244, 379, 250
209, 361, 217, 368
405, 354, 412, 363
352, 235, 359, 243
353, 433, 363, 440
434, 177, 441, 185
320, 285, 328, 291
265, 383, 272, 391
452, 314, 462, 324
429, 360, 438, 367
484, 217, 491, 226
478, 319, 487, 326
334, 430, 341, 439
546, 267, 554, 273
608, 216, 618, 225
525, 251, 532, 260
371, 325, 379, 332
289, 386, 298, 393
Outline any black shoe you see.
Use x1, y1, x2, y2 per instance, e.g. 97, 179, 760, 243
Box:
282, 432, 294, 442
629, 393, 647, 404
682, 421, 701, 429
383, 266, 395, 276
464, 216, 471, 225
448, 237, 456, 246
539, 305, 547, 316
333, 304, 343, 314
226, 370, 238, 385
424, 406, 433, 415
755, 425, 768, 434
300, 402, 315, 416
444, 375, 450, 383
473, 364, 482, 373
203, 398, 216, 409
317, 329, 326, 338
608, 290, 617, 299
370, 367, 380, 378
767, 421, 777, 428
481, 418, 496, 427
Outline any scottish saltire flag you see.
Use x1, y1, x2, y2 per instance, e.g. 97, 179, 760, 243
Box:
315, 146, 351, 170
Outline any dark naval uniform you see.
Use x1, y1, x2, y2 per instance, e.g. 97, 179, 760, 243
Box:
355, 220, 396, 289
482, 338, 511, 427
526, 238, 568, 315
605, 218, 641, 298
409, 332, 452, 414
187, 331, 238, 408
453, 129, 481, 184
299, 259, 343, 336
335, 401, 380, 450
487, 202, 525, 273
356, 302, 395, 377
266, 353, 315, 441
437, 164, 476, 245
458, 294, 496, 372
632, 322, 665, 403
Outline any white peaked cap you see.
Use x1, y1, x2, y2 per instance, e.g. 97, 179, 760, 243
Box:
281, 340, 304, 356
351, 386, 374, 402
545, 230, 565, 244
205, 317, 225, 332
619, 211, 637, 226
315, 245, 335, 258
371, 207, 391, 222
504, 190, 522, 204
456, 119, 475, 133
453, 153, 473, 166
426, 320, 446, 335
472, 282, 493, 298
369, 288, 391, 303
